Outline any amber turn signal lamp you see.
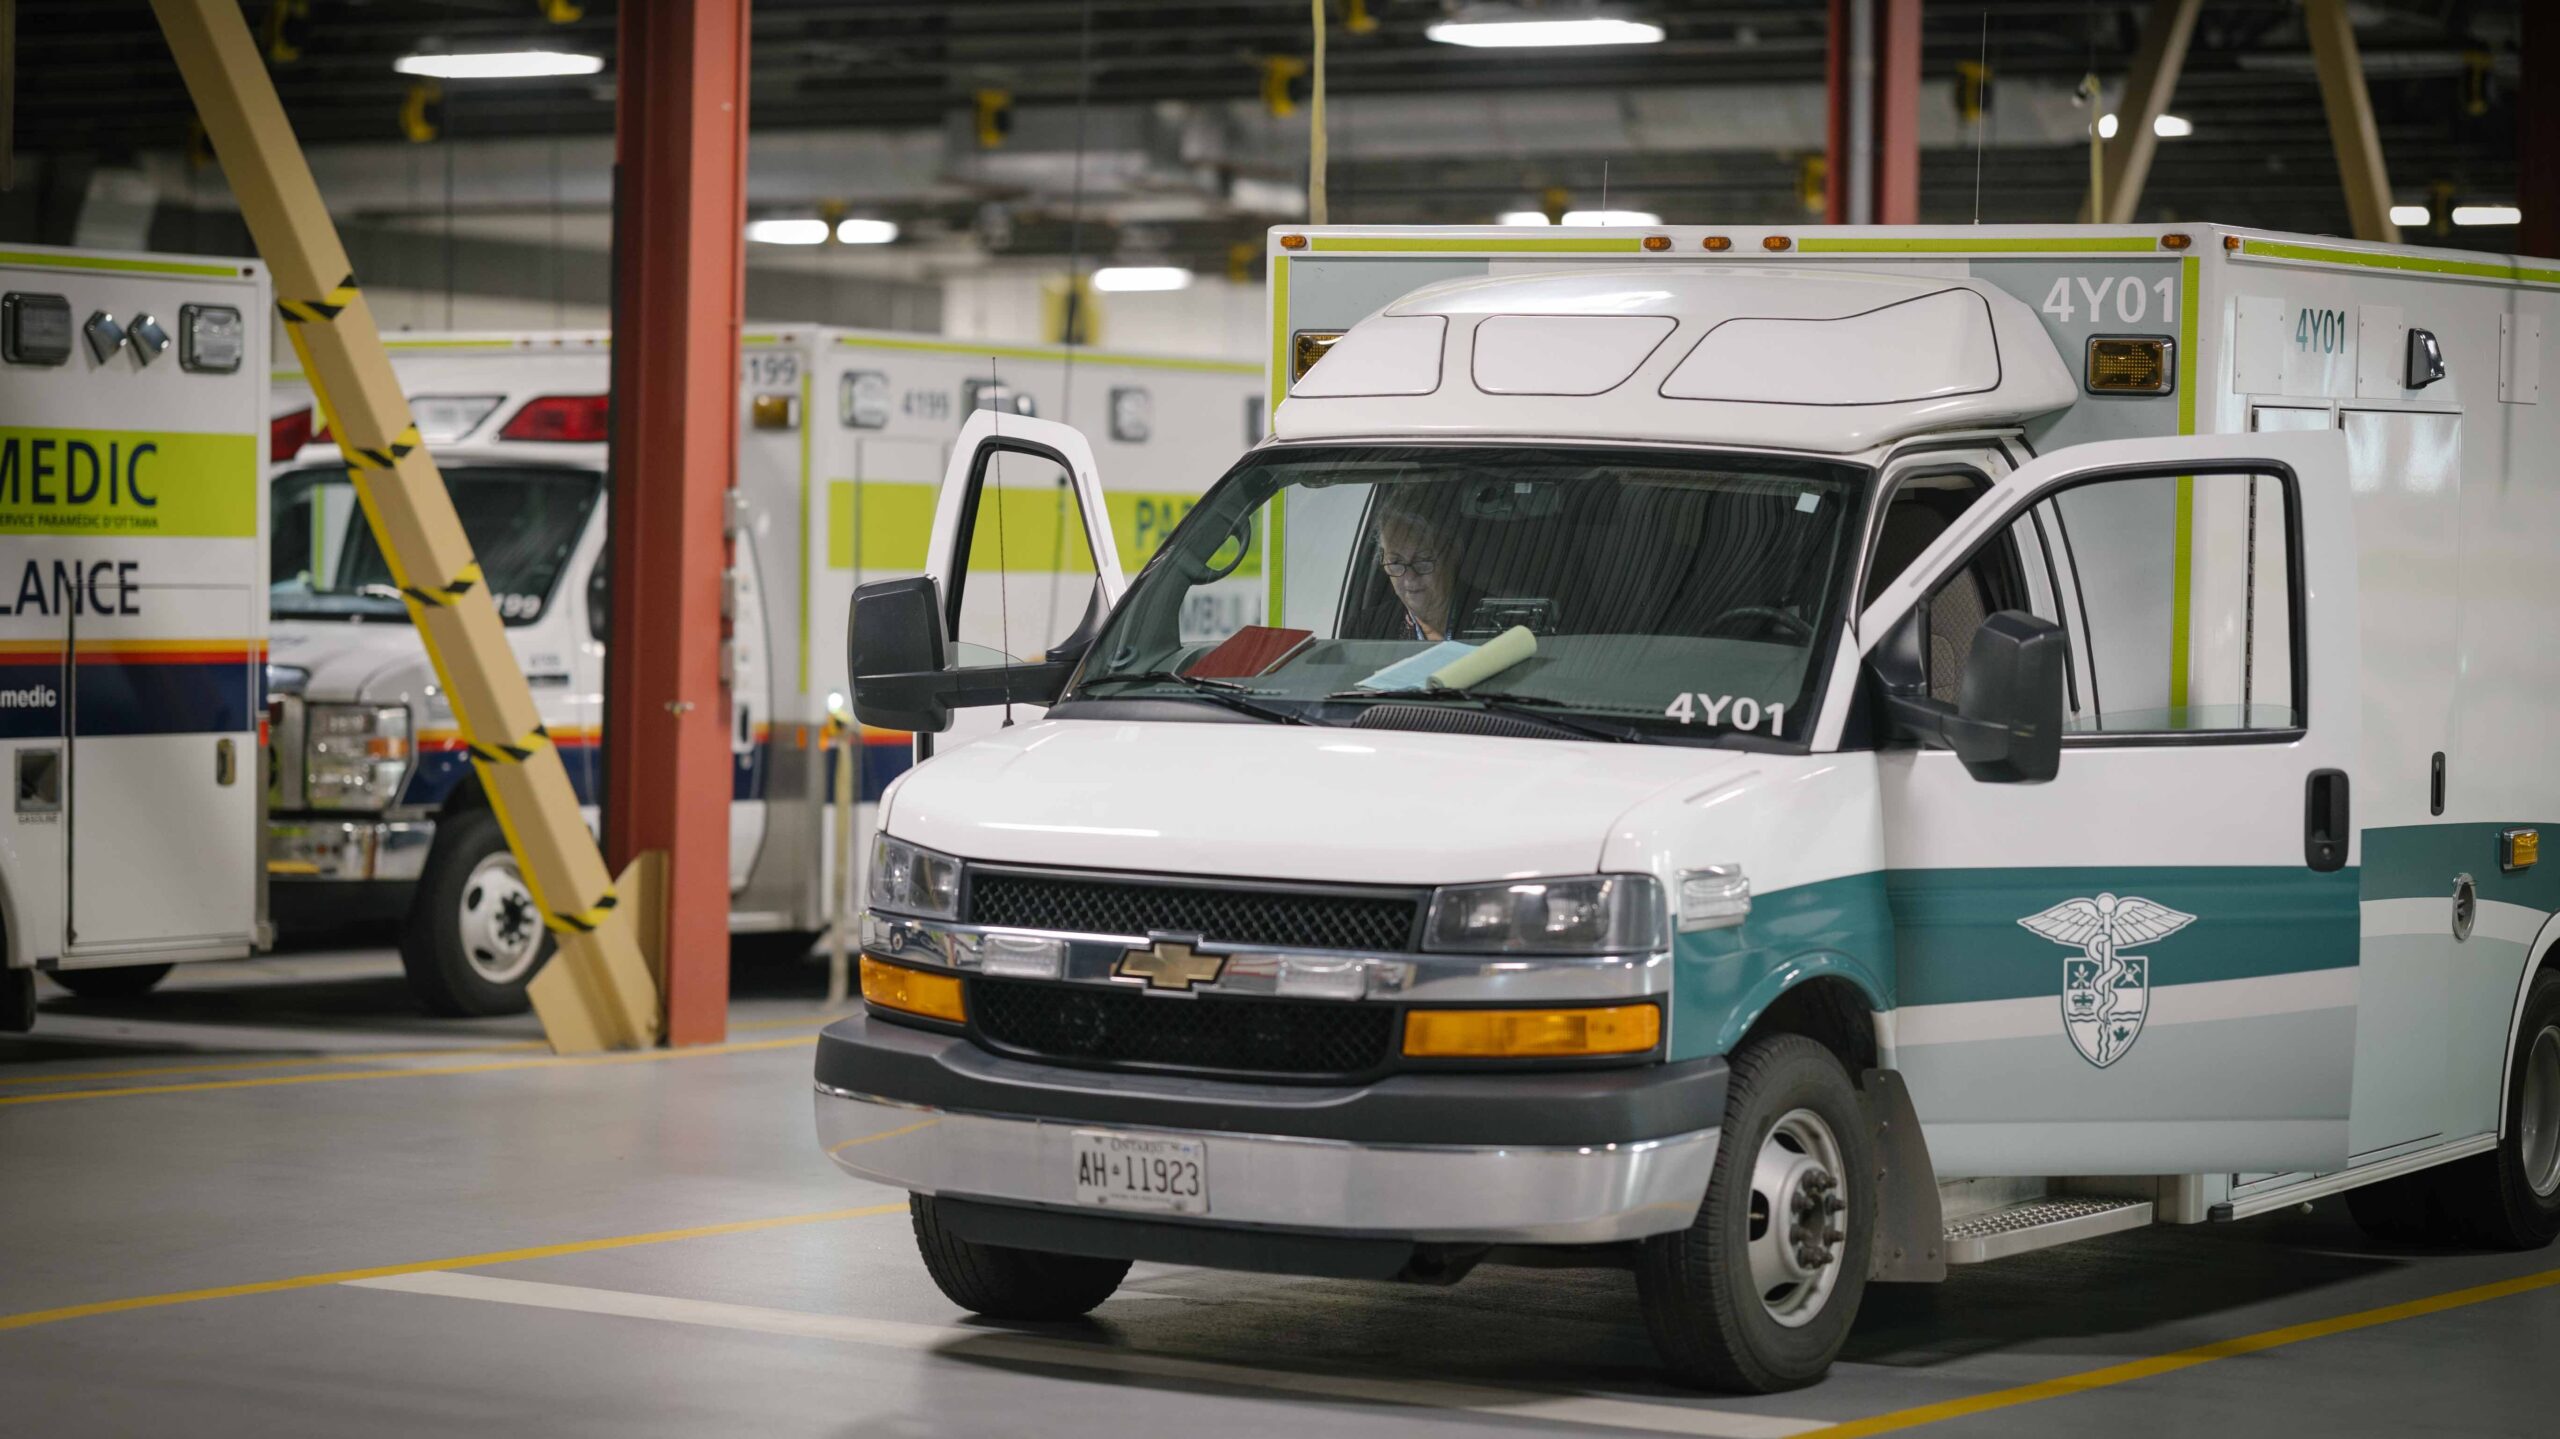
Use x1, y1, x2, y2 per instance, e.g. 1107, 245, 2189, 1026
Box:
859, 956, 966, 1023
2086, 336, 2173, 394
1403, 1003, 1661, 1059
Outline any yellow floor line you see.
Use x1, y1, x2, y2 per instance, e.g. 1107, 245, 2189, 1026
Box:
729, 1009, 857, 1032
0, 1202, 904, 1333
0, 1035, 817, 1107
0, 1041, 551, 1088
1803, 1263, 2560, 1437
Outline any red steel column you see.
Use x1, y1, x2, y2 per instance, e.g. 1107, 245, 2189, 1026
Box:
606, 0, 749, 1046
1876, 0, 1923, 224
1825, 0, 1923, 224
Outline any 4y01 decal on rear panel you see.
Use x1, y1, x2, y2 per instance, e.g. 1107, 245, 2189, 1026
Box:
2022, 893, 2195, 1069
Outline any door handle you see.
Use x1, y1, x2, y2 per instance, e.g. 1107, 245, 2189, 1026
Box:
2304, 768, 2350, 872
215, 737, 237, 787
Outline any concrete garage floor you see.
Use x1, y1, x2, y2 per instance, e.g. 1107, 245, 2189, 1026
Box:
4, 950, 2557, 1438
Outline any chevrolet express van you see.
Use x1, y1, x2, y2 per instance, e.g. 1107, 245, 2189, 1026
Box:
818, 224, 2560, 1391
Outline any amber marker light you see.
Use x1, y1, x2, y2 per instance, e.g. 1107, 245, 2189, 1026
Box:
1643, 234, 1672, 251
1279, 233, 1308, 251
2224, 234, 2244, 250
2160, 232, 2192, 251
1763, 235, 1793, 251
1702, 235, 1733, 252
859, 956, 967, 1023
1403, 1003, 1661, 1059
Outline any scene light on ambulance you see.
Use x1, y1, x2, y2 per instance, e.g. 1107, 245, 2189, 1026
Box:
1092, 266, 1193, 293
1427, 7, 1663, 48
394, 50, 603, 80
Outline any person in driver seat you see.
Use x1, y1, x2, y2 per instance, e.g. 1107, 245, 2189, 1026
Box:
1375, 490, 1461, 642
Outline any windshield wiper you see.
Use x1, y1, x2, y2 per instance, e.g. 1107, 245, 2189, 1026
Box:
1077, 670, 1310, 725
1332, 688, 1647, 743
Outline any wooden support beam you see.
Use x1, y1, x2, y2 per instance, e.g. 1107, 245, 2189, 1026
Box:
2303, 0, 2402, 244
604, 0, 749, 1048
151, 0, 658, 1053
2079, 0, 2203, 224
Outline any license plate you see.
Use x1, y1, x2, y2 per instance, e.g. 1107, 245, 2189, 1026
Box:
1071, 1129, 1209, 1215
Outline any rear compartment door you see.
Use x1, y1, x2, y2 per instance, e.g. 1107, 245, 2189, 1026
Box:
1863, 431, 2363, 1176
921, 410, 1125, 753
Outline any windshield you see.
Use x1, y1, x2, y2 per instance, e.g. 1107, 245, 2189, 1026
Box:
1070, 443, 1866, 744
270, 465, 600, 626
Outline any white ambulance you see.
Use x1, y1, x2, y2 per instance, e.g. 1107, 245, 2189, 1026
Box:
824, 223, 2560, 1391
0, 244, 270, 1031
264, 328, 1261, 1016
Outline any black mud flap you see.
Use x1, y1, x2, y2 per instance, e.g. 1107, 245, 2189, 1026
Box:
1861, 1067, 1947, 1282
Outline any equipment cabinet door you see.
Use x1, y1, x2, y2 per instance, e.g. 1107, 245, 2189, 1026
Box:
1864, 431, 2363, 1177
67, 585, 260, 951
919, 409, 1125, 754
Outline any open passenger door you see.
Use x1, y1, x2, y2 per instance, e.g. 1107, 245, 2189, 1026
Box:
1860, 430, 2363, 1176
846, 409, 1125, 752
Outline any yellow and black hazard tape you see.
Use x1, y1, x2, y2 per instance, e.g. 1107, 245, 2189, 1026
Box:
546, 890, 620, 936
465, 722, 552, 767
343, 423, 423, 473
402, 560, 482, 610
278, 272, 361, 325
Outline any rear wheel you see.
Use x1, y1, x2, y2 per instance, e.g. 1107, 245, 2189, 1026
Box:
399, 809, 552, 1017
47, 963, 174, 1000
2437, 966, 2560, 1248
1636, 1033, 1874, 1393
910, 1194, 1129, 1320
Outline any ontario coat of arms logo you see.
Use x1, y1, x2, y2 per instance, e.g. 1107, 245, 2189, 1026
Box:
2018, 893, 2196, 1069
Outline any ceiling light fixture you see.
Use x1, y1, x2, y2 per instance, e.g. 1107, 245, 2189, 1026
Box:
745, 218, 831, 246
393, 50, 605, 80
835, 219, 900, 244
1091, 266, 1193, 292
2453, 204, 2521, 227
1498, 211, 1554, 226
2389, 204, 2432, 227
2097, 112, 2192, 139
1427, 8, 1663, 49
1562, 209, 1661, 226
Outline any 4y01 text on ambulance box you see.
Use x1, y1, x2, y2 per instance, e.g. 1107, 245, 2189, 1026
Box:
823, 223, 2560, 1392
1, 245, 270, 1030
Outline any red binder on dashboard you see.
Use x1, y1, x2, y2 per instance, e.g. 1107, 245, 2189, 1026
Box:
1184, 626, 1314, 680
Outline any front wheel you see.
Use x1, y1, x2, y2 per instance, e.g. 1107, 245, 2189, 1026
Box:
2440, 966, 2560, 1248
1636, 1033, 1874, 1393
48, 963, 174, 1000
910, 1194, 1129, 1320
399, 809, 553, 1017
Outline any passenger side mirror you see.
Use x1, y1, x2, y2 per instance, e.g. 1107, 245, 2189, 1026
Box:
1884, 610, 2066, 784
847, 575, 1083, 735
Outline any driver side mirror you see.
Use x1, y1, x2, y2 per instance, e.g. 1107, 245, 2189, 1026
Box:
1883, 610, 2066, 784
847, 575, 1084, 734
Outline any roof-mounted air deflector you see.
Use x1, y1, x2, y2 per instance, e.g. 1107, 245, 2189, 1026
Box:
1660, 288, 2001, 406
1289, 314, 1447, 398
1471, 314, 1677, 396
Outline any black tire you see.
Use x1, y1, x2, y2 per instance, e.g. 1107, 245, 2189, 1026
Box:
910, 1194, 1130, 1321
399, 809, 553, 1017
2434, 966, 2560, 1249
1, 966, 34, 1033
1636, 1033, 1875, 1393
2342, 1170, 2440, 1245
47, 963, 174, 1000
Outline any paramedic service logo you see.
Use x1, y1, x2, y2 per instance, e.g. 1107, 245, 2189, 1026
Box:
2019, 893, 2195, 1069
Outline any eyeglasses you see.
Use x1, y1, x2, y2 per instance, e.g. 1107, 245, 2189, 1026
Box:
1380, 552, 1439, 579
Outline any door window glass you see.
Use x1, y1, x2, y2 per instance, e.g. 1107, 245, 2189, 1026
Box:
949, 447, 1101, 665
1925, 469, 2300, 734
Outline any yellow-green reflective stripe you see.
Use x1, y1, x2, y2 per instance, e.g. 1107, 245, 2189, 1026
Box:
1798, 236, 2163, 254
829, 334, 1257, 376
2240, 238, 2560, 286
826, 480, 1249, 580
0, 429, 258, 538
0, 250, 241, 278
1304, 235, 1644, 254
1266, 255, 1291, 622
796, 367, 814, 693
2167, 255, 2201, 714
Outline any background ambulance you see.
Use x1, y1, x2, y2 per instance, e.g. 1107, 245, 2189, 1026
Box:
827, 222, 2560, 1392
264, 328, 1260, 1016
0, 244, 270, 1031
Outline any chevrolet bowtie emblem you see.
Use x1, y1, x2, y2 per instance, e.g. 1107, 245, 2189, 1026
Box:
1114, 937, 1225, 992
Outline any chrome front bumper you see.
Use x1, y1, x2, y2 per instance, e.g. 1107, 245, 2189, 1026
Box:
814, 1081, 1718, 1245
267, 817, 436, 882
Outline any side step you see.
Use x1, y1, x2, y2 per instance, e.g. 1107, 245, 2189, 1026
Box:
1942, 1196, 2154, 1264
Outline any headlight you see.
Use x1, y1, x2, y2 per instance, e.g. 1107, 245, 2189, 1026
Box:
304, 703, 412, 810
1424, 874, 1664, 955
869, 834, 962, 920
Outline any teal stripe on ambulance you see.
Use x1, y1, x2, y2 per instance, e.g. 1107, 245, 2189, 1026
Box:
2361, 822, 2559, 912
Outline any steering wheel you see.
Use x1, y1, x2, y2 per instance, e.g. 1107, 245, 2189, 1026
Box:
1174, 512, 1256, 584
1705, 605, 1815, 643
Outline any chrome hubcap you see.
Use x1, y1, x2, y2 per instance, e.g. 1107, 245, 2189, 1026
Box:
1746, 1107, 1849, 1328
458, 851, 544, 986
2524, 1024, 2560, 1199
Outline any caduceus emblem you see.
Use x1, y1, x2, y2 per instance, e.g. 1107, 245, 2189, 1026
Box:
2019, 893, 2195, 1069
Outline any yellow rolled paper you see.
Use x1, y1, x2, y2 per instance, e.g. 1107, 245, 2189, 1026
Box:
1426, 624, 1537, 691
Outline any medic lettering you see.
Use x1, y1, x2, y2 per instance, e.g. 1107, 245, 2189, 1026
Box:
0, 436, 158, 530
0, 558, 143, 616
